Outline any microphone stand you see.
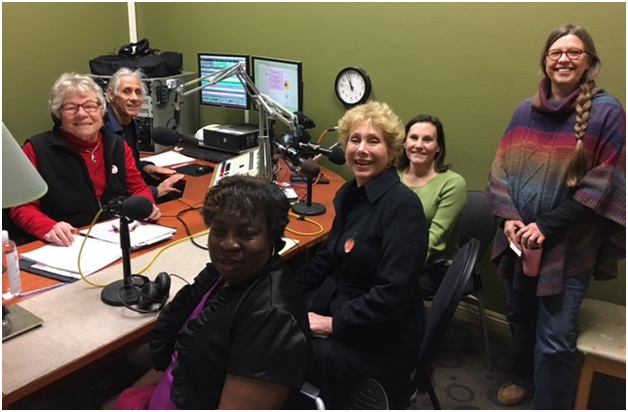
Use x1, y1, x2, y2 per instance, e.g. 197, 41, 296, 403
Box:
292, 160, 326, 216
100, 216, 141, 306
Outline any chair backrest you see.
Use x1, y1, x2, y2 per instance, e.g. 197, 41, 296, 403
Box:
458, 191, 497, 292
344, 378, 390, 410
458, 191, 497, 260
416, 239, 480, 370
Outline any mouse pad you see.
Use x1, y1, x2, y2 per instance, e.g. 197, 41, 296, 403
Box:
174, 164, 214, 176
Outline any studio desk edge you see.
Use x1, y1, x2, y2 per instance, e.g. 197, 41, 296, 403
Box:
2, 156, 344, 407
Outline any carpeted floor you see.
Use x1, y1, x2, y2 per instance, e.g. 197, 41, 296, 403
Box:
408, 317, 626, 410
11, 316, 625, 410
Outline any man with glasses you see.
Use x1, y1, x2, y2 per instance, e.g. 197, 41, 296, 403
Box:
9, 73, 161, 246
105, 68, 184, 201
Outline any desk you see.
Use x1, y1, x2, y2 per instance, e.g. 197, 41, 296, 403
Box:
2, 158, 345, 407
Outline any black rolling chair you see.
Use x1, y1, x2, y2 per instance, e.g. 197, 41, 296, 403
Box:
344, 378, 389, 410
409, 239, 480, 409
457, 191, 498, 370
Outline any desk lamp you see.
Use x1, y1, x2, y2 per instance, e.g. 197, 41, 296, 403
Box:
2, 123, 48, 341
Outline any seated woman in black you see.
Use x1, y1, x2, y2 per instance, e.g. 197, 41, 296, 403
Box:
108, 175, 311, 409
295, 101, 428, 408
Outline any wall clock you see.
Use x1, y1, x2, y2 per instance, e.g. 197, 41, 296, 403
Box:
334, 67, 372, 108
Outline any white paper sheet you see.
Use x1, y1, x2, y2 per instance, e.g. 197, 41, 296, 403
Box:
141, 151, 194, 167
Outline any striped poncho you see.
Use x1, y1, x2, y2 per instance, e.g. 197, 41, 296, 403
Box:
486, 79, 626, 296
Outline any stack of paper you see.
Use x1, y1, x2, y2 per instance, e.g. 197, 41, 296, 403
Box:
80, 220, 177, 250
21, 236, 122, 280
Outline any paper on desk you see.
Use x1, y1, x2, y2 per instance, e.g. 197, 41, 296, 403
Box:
141, 151, 194, 167
279, 237, 299, 256
80, 220, 176, 250
21, 236, 122, 278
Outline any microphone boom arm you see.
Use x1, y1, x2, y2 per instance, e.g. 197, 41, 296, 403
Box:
174, 62, 301, 181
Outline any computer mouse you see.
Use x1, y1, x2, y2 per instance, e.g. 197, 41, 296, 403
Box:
196, 165, 212, 174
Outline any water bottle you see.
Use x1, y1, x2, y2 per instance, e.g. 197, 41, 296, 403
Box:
2, 230, 21, 296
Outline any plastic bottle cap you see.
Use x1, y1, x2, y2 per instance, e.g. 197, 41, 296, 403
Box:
2, 230, 8, 242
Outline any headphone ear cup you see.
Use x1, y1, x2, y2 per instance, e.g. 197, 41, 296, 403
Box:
154, 272, 171, 302
135, 38, 150, 56
137, 281, 157, 310
118, 42, 134, 56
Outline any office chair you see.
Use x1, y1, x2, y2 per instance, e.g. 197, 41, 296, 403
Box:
409, 239, 480, 409
457, 191, 498, 370
423, 190, 497, 370
344, 378, 389, 410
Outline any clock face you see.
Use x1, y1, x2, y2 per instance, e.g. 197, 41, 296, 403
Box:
335, 67, 371, 107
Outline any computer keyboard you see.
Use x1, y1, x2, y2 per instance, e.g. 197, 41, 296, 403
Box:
179, 147, 234, 163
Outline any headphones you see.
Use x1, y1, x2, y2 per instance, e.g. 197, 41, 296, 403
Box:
118, 38, 152, 57
118, 272, 171, 314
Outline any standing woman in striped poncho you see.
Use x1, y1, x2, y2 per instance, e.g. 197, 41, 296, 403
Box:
485, 25, 625, 409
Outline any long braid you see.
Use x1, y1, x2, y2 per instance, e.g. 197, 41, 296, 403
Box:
565, 80, 594, 187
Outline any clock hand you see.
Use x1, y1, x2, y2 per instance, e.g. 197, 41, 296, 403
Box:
347, 74, 354, 91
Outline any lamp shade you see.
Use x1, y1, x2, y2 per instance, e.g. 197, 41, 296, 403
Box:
2, 123, 48, 208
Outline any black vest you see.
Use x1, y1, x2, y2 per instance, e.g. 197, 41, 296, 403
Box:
27, 127, 129, 228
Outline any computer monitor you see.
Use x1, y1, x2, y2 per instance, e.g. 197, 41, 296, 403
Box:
197, 53, 249, 110
251, 56, 303, 115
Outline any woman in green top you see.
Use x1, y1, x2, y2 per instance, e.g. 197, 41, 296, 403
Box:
397, 114, 466, 295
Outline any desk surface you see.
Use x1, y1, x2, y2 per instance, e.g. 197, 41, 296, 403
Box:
2, 156, 345, 406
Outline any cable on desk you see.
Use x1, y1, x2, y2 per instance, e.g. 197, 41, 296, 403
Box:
175, 204, 209, 250
135, 230, 209, 275
286, 212, 325, 237
77, 209, 110, 287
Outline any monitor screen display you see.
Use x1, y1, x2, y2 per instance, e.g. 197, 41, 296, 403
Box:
197, 53, 249, 109
251, 56, 303, 114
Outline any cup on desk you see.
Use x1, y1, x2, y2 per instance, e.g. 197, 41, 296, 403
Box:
522, 247, 543, 277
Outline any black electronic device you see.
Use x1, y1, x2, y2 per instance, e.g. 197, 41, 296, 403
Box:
201, 123, 259, 153
156, 178, 187, 204
117, 273, 171, 314
179, 146, 235, 163
197, 53, 250, 110
251, 55, 303, 114
196, 165, 212, 174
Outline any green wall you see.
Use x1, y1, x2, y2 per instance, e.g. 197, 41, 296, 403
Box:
2, 2, 625, 313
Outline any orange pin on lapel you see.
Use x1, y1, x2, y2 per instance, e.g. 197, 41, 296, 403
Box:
344, 233, 356, 254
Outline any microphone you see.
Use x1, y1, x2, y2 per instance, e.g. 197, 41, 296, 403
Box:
103, 196, 153, 220
291, 158, 326, 216
274, 140, 306, 167
151, 126, 199, 147
100, 195, 154, 307
298, 142, 346, 165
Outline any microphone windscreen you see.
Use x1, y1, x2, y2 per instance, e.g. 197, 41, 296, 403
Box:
121, 196, 154, 220
277, 132, 295, 148
328, 145, 346, 165
300, 159, 321, 180
151, 127, 179, 146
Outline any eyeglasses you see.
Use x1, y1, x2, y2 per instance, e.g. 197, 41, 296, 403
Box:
60, 101, 101, 114
546, 48, 586, 61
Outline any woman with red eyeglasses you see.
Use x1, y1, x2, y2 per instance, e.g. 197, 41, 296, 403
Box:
485, 25, 625, 409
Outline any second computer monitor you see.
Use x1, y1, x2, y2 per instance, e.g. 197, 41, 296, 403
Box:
251, 56, 303, 115
197, 53, 249, 110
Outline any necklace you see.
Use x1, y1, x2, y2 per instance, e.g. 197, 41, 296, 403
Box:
82, 140, 101, 163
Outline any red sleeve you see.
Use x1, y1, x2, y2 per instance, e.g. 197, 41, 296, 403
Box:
123, 142, 156, 203
9, 143, 58, 240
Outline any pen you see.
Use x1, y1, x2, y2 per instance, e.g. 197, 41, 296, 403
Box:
19, 282, 69, 298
